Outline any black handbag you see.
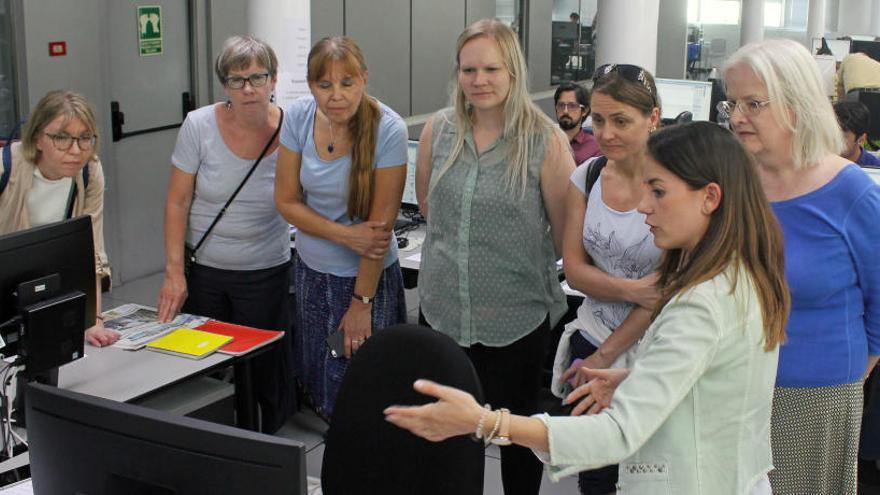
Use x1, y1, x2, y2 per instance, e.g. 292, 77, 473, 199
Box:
184, 108, 283, 276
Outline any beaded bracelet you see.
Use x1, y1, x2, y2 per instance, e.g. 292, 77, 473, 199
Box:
482, 409, 502, 447
471, 404, 492, 443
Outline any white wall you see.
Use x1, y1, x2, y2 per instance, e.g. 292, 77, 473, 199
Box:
837, 0, 873, 36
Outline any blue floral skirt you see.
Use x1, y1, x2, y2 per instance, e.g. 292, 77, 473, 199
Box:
292, 253, 407, 419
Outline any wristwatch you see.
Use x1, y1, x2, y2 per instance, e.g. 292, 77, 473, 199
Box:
352, 292, 374, 305
491, 408, 512, 446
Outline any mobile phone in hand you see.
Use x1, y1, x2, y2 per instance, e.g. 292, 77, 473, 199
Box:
326, 328, 346, 358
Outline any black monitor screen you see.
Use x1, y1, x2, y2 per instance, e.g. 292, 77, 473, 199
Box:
851, 40, 880, 62
26, 382, 307, 494
0, 216, 96, 329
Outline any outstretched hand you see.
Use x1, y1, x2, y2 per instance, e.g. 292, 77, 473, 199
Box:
384, 379, 484, 442
564, 367, 630, 416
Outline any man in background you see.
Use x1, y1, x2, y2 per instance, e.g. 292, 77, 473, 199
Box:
554, 82, 600, 165
834, 100, 880, 166
838, 51, 880, 99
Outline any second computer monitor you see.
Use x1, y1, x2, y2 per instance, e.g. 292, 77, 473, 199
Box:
654, 78, 713, 122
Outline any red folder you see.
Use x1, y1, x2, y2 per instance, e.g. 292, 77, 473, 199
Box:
196, 320, 284, 356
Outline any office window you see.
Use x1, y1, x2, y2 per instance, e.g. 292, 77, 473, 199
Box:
688, 0, 741, 25
0, 1, 17, 139
688, 0, 808, 29
496, 0, 525, 45
551, 0, 597, 84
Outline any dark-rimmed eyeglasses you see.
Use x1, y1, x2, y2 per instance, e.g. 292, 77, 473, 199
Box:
555, 102, 585, 112
43, 132, 96, 152
716, 99, 772, 118
592, 64, 656, 103
224, 72, 271, 89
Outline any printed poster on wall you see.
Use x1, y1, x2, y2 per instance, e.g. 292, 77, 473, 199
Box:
247, 0, 311, 109
137, 5, 163, 56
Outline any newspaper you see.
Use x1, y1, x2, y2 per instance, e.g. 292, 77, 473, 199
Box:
102, 303, 209, 350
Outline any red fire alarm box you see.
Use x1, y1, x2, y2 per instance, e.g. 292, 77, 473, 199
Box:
48, 41, 67, 57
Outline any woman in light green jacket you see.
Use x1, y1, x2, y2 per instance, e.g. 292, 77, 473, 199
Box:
385, 121, 790, 495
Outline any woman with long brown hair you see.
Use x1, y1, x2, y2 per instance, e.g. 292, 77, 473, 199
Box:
275, 36, 408, 419
387, 122, 789, 495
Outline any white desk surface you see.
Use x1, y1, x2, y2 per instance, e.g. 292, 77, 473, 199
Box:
395, 222, 584, 298
57, 342, 231, 403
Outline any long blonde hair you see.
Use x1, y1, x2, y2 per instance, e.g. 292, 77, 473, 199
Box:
307, 36, 380, 220
433, 18, 562, 197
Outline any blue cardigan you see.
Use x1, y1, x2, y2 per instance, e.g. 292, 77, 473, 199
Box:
772, 164, 880, 387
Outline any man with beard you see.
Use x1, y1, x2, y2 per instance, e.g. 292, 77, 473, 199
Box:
554, 81, 601, 164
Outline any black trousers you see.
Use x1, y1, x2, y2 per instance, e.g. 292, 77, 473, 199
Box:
183, 260, 296, 433
421, 311, 549, 495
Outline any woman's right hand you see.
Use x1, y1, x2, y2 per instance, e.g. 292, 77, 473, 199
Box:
157, 270, 188, 322
627, 272, 660, 310
344, 221, 391, 259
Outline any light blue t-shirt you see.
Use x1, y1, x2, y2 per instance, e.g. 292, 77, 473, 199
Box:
171, 104, 290, 271
280, 95, 407, 277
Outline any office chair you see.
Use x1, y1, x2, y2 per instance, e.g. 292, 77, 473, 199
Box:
321, 324, 485, 495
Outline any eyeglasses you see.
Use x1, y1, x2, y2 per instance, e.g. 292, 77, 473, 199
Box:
592, 64, 656, 103
716, 99, 772, 118
43, 132, 97, 152
223, 72, 271, 89
555, 102, 585, 112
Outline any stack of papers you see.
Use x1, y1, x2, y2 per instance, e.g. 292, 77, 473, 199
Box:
102, 304, 208, 350
146, 328, 232, 360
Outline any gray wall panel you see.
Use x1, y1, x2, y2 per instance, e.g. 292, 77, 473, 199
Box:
311, 0, 344, 42
466, 0, 496, 25
656, 0, 687, 79
345, 0, 410, 116
207, 0, 247, 103
527, 0, 552, 92
411, 0, 463, 115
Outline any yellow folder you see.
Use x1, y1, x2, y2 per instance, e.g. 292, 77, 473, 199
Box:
146, 328, 233, 359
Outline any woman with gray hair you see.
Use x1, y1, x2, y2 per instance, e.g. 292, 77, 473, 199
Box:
722, 38, 880, 494
157, 35, 295, 433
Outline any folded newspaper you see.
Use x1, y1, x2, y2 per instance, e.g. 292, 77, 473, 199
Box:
102, 303, 209, 350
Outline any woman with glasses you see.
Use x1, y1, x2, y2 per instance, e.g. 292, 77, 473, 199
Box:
722, 38, 880, 495
274, 36, 408, 420
414, 19, 574, 494
389, 122, 788, 495
551, 63, 663, 495
158, 35, 295, 433
0, 90, 118, 348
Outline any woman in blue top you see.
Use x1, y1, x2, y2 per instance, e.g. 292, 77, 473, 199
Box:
275, 36, 408, 419
723, 38, 880, 495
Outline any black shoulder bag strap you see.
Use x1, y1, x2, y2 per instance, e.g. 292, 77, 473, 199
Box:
584, 155, 608, 197
188, 108, 283, 263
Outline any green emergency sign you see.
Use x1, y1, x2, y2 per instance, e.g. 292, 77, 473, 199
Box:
137, 6, 163, 56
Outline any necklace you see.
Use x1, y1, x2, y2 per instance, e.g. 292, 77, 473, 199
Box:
327, 119, 335, 153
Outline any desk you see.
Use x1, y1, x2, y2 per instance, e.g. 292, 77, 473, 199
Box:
57, 333, 272, 431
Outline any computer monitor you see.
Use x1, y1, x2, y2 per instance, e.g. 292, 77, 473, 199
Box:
552, 21, 578, 40
851, 40, 880, 63
811, 37, 852, 62
26, 382, 307, 494
654, 78, 713, 122
402, 140, 419, 211
0, 216, 95, 375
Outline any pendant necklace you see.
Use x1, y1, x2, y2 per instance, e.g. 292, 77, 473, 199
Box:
327, 119, 335, 153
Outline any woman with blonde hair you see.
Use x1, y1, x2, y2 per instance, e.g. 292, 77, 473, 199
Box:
388, 121, 789, 495
159, 35, 295, 432
722, 38, 880, 494
414, 18, 574, 493
275, 36, 408, 419
0, 89, 118, 347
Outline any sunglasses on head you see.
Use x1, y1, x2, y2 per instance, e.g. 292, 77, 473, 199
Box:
592, 64, 656, 102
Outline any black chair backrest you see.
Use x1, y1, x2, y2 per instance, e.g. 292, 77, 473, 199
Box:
321, 324, 485, 495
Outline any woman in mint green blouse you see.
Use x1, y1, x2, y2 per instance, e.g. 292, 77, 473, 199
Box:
388, 122, 790, 495
413, 19, 574, 494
